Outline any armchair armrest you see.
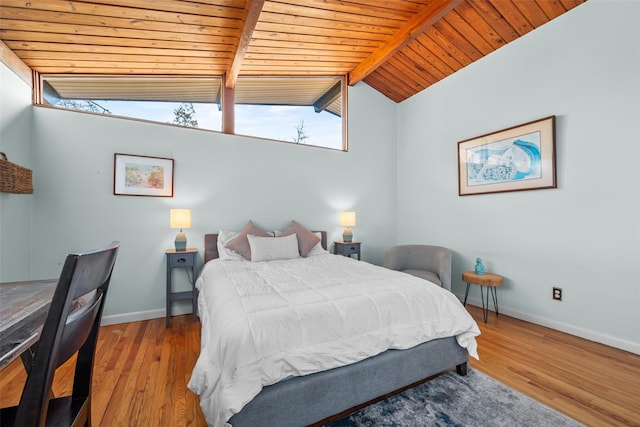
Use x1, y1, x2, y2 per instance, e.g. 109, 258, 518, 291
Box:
383, 245, 452, 291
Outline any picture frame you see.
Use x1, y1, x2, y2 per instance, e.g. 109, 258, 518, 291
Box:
458, 116, 556, 196
113, 153, 174, 197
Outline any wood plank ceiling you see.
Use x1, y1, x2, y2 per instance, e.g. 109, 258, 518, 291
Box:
0, 0, 587, 103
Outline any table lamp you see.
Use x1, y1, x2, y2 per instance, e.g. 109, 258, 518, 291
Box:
339, 211, 356, 243
170, 208, 191, 251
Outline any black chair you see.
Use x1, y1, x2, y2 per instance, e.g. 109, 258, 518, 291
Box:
0, 242, 120, 427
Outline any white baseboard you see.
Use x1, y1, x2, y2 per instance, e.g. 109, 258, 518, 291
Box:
458, 294, 640, 356
101, 305, 193, 326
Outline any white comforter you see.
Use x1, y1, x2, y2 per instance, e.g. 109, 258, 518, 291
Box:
188, 254, 480, 427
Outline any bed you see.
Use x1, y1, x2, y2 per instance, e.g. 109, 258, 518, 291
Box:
188, 230, 480, 427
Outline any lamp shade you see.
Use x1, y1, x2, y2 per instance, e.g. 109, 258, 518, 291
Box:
339, 211, 356, 243
170, 209, 192, 229
339, 211, 356, 227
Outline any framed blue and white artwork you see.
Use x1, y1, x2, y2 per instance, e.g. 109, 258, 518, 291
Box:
458, 116, 556, 196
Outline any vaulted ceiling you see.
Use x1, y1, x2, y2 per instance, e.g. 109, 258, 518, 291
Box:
0, 0, 586, 103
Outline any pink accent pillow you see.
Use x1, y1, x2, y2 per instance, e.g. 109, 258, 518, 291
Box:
225, 220, 270, 260
281, 220, 321, 257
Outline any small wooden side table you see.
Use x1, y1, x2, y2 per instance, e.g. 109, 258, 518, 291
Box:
166, 248, 198, 327
462, 271, 503, 323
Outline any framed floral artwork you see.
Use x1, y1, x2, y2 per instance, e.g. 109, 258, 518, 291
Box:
113, 153, 174, 197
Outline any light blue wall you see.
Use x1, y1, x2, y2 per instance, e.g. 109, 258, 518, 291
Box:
396, 0, 640, 351
23, 81, 397, 318
1, 0, 638, 352
0, 64, 33, 280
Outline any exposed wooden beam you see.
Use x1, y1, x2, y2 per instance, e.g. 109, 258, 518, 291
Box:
348, 0, 463, 86
0, 40, 32, 87
313, 81, 341, 113
222, 74, 235, 134
225, 0, 265, 89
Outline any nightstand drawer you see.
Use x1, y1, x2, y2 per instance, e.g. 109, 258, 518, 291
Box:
167, 252, 195, 268
333, 241, 362, 260
341, 245, 359, 255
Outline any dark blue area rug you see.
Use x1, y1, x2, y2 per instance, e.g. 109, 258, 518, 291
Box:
325, 368, 582, 427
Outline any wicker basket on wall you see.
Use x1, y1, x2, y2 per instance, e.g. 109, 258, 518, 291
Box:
0, 152, 33, 194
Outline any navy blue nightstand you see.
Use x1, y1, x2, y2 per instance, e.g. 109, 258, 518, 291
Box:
165, 248, 198, 327
333, 241, 361, 260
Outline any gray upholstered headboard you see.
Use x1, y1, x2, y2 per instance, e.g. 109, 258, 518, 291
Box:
204, 231, 328, 263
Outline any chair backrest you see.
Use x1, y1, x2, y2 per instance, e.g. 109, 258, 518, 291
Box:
14, 241, 120, 427
383, 245, 452, 291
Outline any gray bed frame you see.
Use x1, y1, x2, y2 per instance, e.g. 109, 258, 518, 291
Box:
202, 233, 469, 427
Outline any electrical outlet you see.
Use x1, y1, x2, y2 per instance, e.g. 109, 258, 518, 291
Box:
553, 287, 562, 301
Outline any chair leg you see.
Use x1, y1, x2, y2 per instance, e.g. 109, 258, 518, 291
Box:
71, 399, 91, 427
20, 350, 57, 399
85, 398, 91, 427
20, 344, 37, 372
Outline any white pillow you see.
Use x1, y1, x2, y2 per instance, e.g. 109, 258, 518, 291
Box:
274, 230, 327, 257
247, 233, 300, 262
306, 232, 328, 256
217, 230, 246, 261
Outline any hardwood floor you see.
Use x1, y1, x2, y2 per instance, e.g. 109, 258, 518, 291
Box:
0, 315, 206, 426
467, 305, 640, 427
1, 305, 638, 426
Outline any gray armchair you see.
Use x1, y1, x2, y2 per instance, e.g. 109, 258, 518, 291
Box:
383, 245, 452, 291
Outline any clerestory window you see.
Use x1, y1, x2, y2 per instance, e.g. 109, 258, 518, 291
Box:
40, 75, 346, 151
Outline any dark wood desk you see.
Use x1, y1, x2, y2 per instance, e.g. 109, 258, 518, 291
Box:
0, 279, 57, 369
